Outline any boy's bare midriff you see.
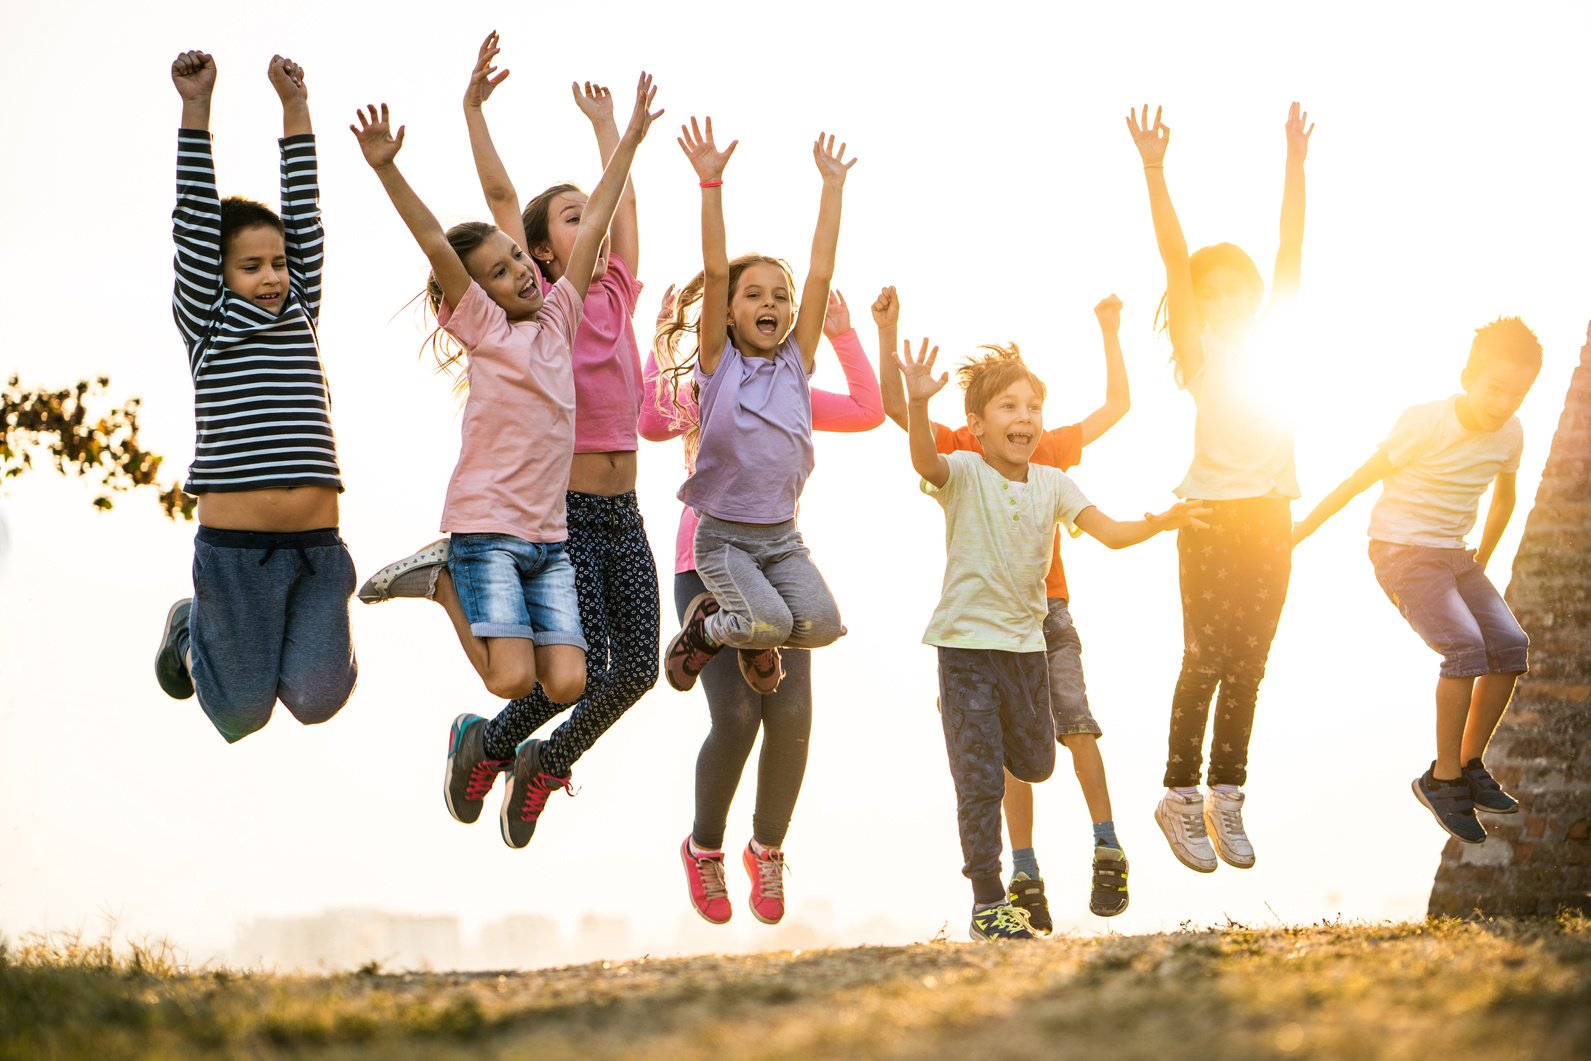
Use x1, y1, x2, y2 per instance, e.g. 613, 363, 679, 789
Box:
197, 485, 340, 531
568, 450, 637, 496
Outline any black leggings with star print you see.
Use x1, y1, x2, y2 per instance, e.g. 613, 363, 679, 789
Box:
1163, 498, 1292, 788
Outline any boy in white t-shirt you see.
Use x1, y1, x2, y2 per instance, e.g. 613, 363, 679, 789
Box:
898, 339, 1207, 941
1293, 317, 1543, 844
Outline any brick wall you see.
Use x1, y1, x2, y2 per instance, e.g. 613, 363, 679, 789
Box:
1429, 323, 1591, 916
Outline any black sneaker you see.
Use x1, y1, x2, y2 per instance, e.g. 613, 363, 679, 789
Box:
1463, 758, 1519, 814
1412, 765, 1487, 844
969, 902, 1037, 941
154, 599, 194, 700
1090, 846, 1129, 917
1008, 873, 1053, 936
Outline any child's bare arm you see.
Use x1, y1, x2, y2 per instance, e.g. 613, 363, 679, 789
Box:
1474, 471, 1516, 571
1126, 105, 1202, 379
1292, 451, 1395, 546
462, 32, 529, 252
1077, 294, 1130, 445
872, 286, 908, 430
793, 134, 858, 372
1273, 101, 1313, 300
352, 105, 471, 311
898, 338, 951, 488
565, 72, 659, 302
573, 80, 640, 274
678, 116, 736, 374
172, 49, 216, 130
1076, 499, 1210, 549
268, 54, 311, 138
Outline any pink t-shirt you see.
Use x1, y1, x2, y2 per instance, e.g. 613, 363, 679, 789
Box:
572, 254, 644, 452
640, 328, 884, 573
437, 278, 583, 542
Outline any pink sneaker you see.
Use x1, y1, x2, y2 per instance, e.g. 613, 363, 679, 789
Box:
738, 648, 784, 695
665, 593, 722, 692
743, 841, 786, 924
681, 836, 732, 924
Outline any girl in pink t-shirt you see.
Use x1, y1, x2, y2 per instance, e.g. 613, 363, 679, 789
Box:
643, 287, 882, 927
350, 72, 660, 850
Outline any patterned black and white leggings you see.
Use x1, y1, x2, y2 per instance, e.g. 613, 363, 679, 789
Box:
1163, 497, 1292, 788
482, 491, 660, 777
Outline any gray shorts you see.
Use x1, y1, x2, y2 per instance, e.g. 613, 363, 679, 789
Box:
189, 526, 358, 743
1044, 598, 1101, 738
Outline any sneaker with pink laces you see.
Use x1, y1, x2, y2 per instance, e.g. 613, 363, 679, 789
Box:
738, 648, 785, 695
681, 836, 732, 924
665, 592, 722, 692
443, 713, 509, 824
742, 841, 786, 924
499, 739, 572, 849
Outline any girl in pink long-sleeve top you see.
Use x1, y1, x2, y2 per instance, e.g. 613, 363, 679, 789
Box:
642, 287, 883, 927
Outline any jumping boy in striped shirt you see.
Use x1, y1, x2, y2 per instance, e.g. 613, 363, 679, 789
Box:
153, 50, 358, 742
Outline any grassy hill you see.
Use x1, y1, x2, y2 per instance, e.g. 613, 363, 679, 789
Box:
4, 915, 1588, 1059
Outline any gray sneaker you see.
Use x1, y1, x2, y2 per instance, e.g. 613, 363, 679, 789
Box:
358, 539, 449, 604
1463, 758, 1519, 814
1203, 787, 1256, 868
1155, 789, 1218, 872
443, 714, 510, 824
499, 740, 572, 850
154, 599, 194, 700
1412, 765, 1487, 844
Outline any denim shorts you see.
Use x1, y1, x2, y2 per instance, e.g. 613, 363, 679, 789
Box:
1368, 540, 1528, 679
1044, 598, 1102, 738
447, 533, 587, 648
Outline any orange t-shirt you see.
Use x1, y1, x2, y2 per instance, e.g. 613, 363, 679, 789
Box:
933, 422, 1085, 600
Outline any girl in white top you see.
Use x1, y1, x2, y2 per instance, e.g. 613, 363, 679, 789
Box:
1126, 102, 1314, 875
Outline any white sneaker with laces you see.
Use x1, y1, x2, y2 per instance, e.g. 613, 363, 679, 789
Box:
1155, 789, 1218, 873
1203, 786, 1256, 868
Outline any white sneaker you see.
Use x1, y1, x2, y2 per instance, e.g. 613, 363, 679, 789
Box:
1155, 789, 1217, 873
1203, 787, 1256, 868
358, 539, 449, 604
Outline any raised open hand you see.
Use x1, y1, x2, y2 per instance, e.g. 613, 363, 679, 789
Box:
171, 50, 216, 101
572, 80, 614, 125
465, 31, 510, 108
1285, 101, 1314, 160
1126, 104, 1170, 166
655, 284, 678, 328
872, 286, 900, 328
267, 55, 306, 104
620, 71, 662, 145
677, 116, 737, 182
1094, 294, 1123, 331
895, 338, 949, 402
350, 104, 405, 169
813, 132, 857, 185
822, 289, 851, 338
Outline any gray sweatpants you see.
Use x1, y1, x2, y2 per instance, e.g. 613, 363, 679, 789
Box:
693, 515, 844, 651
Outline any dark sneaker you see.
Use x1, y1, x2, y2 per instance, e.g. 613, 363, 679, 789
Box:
738, 648, 784, 695
742, 842, 787, 924
681, 837, 732, 925
1412, 765, 1487, 844
154, 599, 194, 700
1463, 758, 1519, 814
1007, 873, 1053, 935
358, 539, 448, 604
664, 592, 722, 692
443, 714, 510, 825
1090, 846, 1130, 917
969, 902, 1037, 941
499, 739, 572, 849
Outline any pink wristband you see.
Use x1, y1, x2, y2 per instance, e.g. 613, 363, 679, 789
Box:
699, 180, 723, 188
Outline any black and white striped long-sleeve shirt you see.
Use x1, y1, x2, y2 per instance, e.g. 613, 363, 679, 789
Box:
172, 129, 343, 494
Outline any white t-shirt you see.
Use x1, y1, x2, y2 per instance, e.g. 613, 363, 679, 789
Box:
922, 451, 1092, 652
1176, 324, 1300, 501
1368, 397, 1523, 549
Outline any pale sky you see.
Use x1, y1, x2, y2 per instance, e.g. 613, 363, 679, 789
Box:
2, 0, 1588, 966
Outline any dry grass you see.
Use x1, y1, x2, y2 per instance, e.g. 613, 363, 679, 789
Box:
4, 915, 1588, 1060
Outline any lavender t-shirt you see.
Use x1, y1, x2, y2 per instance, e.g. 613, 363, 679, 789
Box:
677, 336, 814, 523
